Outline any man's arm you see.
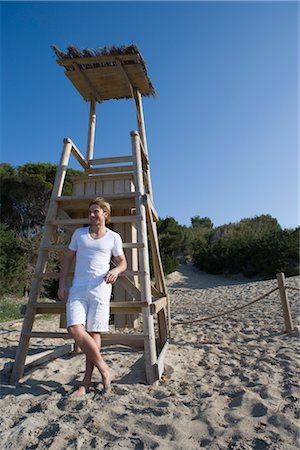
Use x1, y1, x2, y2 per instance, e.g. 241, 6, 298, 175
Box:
105, 254, 127, 284
58, 249, 76, 300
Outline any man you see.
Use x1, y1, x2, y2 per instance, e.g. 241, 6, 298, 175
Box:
58, 197, 127, 395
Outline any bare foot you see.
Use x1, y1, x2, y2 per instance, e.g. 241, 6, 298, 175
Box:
102, 369, 113, 393
70, 384, 91, 397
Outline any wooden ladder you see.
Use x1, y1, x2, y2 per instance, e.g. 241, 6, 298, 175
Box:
10, 132, 170, 385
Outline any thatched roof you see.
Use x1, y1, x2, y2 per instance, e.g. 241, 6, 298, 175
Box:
51, 44, 156, 102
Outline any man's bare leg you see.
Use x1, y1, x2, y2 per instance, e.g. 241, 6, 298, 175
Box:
68, 325, 111, 392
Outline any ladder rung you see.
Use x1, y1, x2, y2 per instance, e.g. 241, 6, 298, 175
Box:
46, 215, 142, 226
123, 243, 144, 249
36, 270, 146, 279
24, 331, 71, 339
28, 301, 148, 315
54, 193, 138, 202
40, 242, 144, 251
89, 165, 134, 175
89, 156, 133, 165
111, 301, 148, 308
21, 332, 145, 350
122, 270, 147, 277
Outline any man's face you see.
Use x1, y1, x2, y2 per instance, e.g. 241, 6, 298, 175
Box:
89, 204, 107, 225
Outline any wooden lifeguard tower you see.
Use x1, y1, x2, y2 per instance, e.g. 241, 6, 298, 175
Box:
10, 44, 170, 385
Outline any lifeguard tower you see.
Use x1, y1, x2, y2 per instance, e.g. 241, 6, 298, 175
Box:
10, 44, 170, 385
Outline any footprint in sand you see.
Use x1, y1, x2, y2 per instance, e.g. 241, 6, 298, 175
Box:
251, 402, 268, 417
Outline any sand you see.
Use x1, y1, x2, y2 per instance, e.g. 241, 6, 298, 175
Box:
0, 265, 299, 449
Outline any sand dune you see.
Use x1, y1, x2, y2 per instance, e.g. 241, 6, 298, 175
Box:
0, 266, 299, 449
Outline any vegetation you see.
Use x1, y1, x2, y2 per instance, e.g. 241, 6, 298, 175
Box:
158, 213, 299, 279
0, 162, 299, 320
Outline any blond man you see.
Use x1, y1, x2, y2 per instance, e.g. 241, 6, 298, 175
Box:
58, 198, 127, 394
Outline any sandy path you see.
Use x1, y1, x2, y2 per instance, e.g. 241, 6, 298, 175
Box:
0, 267, 299, 449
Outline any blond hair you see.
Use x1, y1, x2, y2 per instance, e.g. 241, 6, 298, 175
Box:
89, 197, 111, 224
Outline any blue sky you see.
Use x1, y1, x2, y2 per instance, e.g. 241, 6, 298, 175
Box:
1, 1, 299, 229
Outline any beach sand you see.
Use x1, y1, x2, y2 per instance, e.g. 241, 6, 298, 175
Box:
0, 266, 299, 449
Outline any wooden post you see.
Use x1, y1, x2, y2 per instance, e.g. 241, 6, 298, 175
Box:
131, 130, 158, 384
276, 272, 294, 332
87, 98, 96, 161
133, 88, 154, 201
10, 139, 73, 383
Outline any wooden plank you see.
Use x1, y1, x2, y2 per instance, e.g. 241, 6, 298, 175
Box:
71, 173, 134, 182
131, 130, 157, 385
101, 334, 144, 348
41, 243, 143, 251
85, 181, 96, 196
46, 215, 142, 226
150, 297, 167, 315
103, 179, 114, 195
26, 331, 71, 339
155, 341, 169, 380
109, 307, 141, 314
146, 204, 166, 295
157, 307, 169, 344
124, 243, 144, 249
151, 284, 165, 299
111, 301, 147, 309
24, 344, 74, 372
57, 53, 140, 67
30, 301, 147, 315
116, 276, 141, 300
70, 142, 89, 169
74, 63, 103, 102
121, 270, 146, 277
89, 156, 133, 165
38, 270, 145, 280
276, 273, 294, 332
146, 196, 159, 222
55, 193, 138, 202
73, 181, 85, 195
112, 206, 127, 329
90, 165, 133, 175
86, 98, 96, 160
10, 139, 73, 383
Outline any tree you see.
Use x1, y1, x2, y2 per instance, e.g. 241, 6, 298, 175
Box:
0, 162, 82, 235
0, 224, 27, 296
157, 217, 187, 274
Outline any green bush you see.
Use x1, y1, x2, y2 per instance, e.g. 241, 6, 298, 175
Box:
192, 215, 299, 279
0, 224, 27, 296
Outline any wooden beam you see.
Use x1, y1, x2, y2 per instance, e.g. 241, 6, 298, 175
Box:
70, 141, 90, 169
89, 165, 133, 175
24, 344, 74, 372
276, 273, 294, 332
150, 297, 167, 314
86, 98, 97, 161
46, 215, 142, 226
73, 62, 103, 102
89, 156, 133, 165
131, 130, 158, 385
57, 53, 140, 67
155, 340, 169, 380
10, 139, 74, 383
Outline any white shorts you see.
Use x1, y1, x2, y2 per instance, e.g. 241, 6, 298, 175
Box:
66, 281, 112, 332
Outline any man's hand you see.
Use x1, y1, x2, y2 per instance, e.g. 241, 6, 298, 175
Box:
58, 284, 68, 301
105, 254, 127, 284
57, 249, 75, 301
105, 268, 120, 284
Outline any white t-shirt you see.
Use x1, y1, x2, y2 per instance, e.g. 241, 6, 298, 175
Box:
68, 227, 124, 286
